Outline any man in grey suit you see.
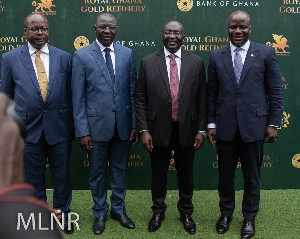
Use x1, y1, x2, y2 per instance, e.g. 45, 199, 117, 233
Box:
207, 11, 283, 239
71, 13, 138, 235
0, 13, 74, 234
136, 21, 207, 234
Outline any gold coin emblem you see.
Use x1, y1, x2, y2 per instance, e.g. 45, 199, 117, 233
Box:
74, 36, 90, 50
177, 0, 193, 12
292, 154, 300, 168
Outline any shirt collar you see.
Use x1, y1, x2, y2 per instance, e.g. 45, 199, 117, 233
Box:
96, 39, 114, 52
164, 47, 182, 59
230, 40, 250, 53
28, 42, 49, 55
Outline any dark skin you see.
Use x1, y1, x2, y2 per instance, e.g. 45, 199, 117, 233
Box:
207, 10, 277, 147
141, 21, 204, 152
0, 93, 62, 219
24, 13, 49, 49
80, 13, 138, 151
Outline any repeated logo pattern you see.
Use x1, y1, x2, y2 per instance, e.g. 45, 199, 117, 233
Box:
35, 50, 48, 102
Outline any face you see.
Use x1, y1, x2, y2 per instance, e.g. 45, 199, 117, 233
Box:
24, 14, 49, 49
227, 11, 251, 47
162, 21, 185, 53
94, 14, 117, 47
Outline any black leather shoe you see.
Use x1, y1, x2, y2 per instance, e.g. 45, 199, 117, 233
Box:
216, 215, 232, 234
93, 217, 106, 235
110, 211, 135, 229
241, 220, 255, 239
148, 213, 165, 232
64, 221, 74, 234
180, 214, 196, 234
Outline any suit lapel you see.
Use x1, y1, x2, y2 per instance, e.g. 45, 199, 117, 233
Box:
179, 49, 189, 97
91, 41, 114, 90
19, 44, 41, 94
239, 42, 258, 87
221, 45, 238, 88
47, 45, 56, 99
155, 49, 170, 96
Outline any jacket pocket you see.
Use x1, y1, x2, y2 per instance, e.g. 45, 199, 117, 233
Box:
87, 108, 98, 117
256, 107, 268, 117
147, 111, 156, 121
59, 108, 71, 118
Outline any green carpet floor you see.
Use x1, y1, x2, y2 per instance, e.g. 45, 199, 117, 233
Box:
47, 190, 300, 239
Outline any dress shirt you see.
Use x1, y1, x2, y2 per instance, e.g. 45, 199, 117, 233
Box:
96, 39, 115, 75
28, 42, 50, 81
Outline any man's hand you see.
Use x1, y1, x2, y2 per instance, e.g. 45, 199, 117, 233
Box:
193, 133, 204, 150
265, 126, 278, 143
208, 128, 217, 147
0, 93, 24, 190
141, 131, 153, 152
79, 135, 92, 151
130, 129, 139, 144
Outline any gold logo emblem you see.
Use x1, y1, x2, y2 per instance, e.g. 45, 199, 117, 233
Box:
74, 36, 90, 50
279, 111, 290, 129
177, 0, 193, 12
292, 154, 300, 168
32, 0, 56, 14
266, 34, 290, 54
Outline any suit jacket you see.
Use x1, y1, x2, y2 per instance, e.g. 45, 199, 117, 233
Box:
0, 44, 74, 145
71, 41, 137, 141
207, 41, 283, 142
136, 48, 207, 148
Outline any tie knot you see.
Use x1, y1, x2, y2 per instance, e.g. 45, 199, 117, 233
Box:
235, 47, 242, 53
35, 50, 42, 57
169, 54, 176, 61
104, 48, 111, 53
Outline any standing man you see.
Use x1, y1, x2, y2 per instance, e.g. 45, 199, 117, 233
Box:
207, 10, 283, 239
72, 13, 138, 235
0, 13, 74, 234
136, 21, 207, 234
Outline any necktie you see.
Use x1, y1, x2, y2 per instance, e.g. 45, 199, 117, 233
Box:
169, 54, 179, 121
35, 50, 48, 102
234, 47, 243, 84
104, 48, 115, 85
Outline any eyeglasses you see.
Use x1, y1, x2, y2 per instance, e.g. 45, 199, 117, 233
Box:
96, 25, 117, 31
163, 30, 183, 36
26, 27, 49, 34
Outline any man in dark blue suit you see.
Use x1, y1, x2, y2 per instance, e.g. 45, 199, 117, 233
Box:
207, 10, 283, 239
72, 13, 138, 235
0, 13, 74, 234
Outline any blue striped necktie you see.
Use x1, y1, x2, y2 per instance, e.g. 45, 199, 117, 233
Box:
234, 47, 243, 84
104, 48, 115, 85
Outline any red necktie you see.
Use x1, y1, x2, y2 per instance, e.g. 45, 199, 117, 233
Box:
169, 54, 179, 121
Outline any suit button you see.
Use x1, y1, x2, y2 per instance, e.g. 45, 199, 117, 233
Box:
43, 109, 46, 113
235, 110, 238, 112
237, 95, 240, 98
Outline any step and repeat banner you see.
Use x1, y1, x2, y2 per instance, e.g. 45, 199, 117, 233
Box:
0, 0, 299, 190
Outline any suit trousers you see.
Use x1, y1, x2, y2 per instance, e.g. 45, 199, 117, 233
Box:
23, 131, 72, 215
150, 122, 195, 215
216, 128, 264, 221
88, 127, 131, 218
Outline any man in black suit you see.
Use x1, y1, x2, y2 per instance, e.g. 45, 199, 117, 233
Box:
207, 11, 283, 239
136, 20, 207, 234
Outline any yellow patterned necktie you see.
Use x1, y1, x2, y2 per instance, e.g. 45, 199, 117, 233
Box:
35, 50, 48, 102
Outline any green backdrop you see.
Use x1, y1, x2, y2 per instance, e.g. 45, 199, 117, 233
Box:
0, 0, 299, 190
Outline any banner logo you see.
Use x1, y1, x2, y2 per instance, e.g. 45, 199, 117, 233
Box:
292, 154, 300, 169
32, 0, 56, 15
279, 111, 291, 129
266, 34, 290, 55
74, 36, 90, 50
177, 0, 193, 12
